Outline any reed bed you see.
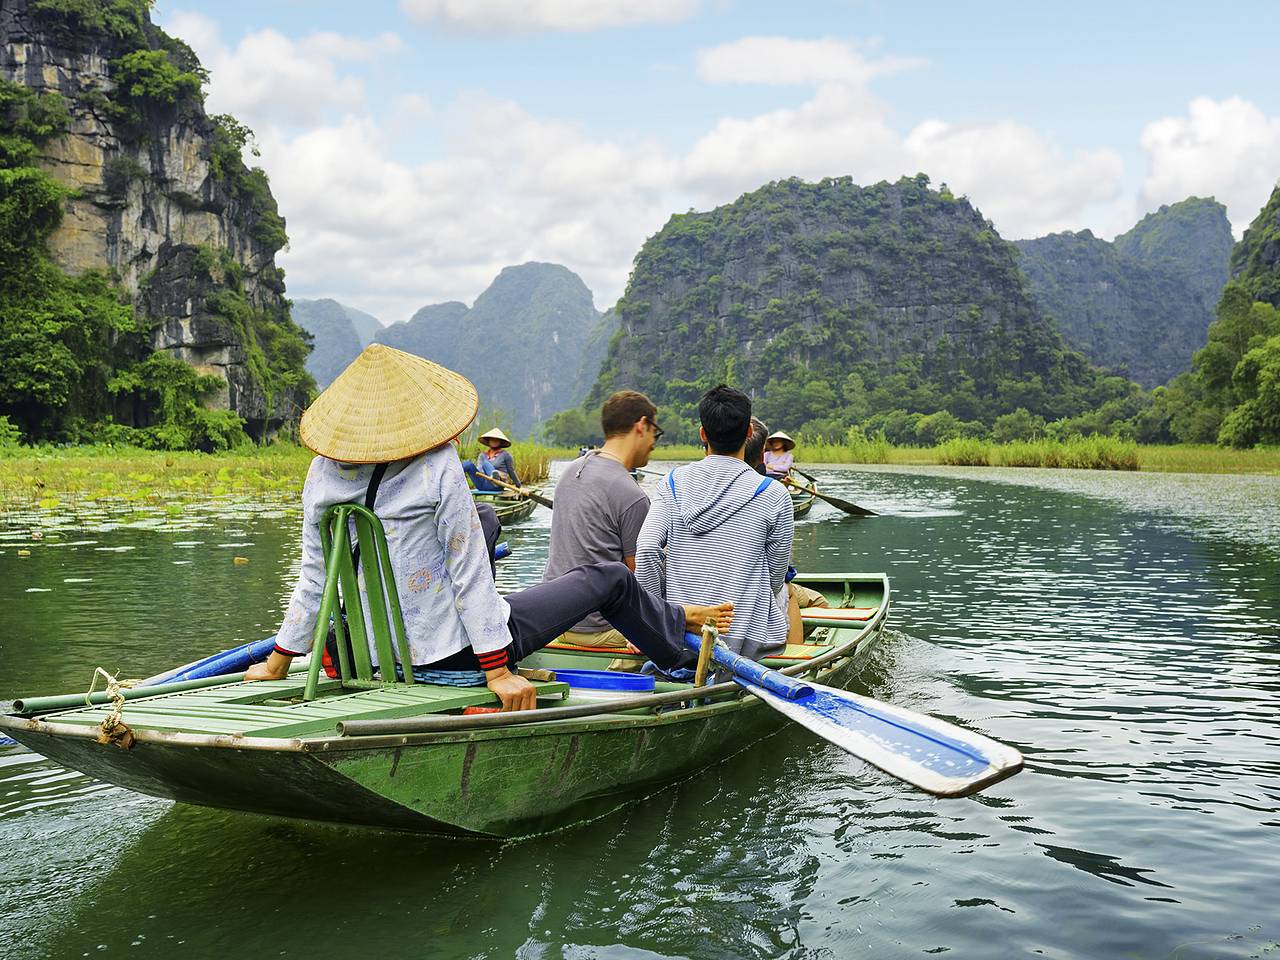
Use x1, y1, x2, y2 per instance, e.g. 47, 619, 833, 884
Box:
0, 442, 562, 508
937, 436, 1140, 470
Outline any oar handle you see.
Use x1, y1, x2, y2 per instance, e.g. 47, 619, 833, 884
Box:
682, 632, 813, 700
486, 474, 554, 509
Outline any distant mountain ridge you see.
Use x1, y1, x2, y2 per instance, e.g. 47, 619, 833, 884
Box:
1015, 197, 1233, 387
292, 298, 386, 388
375, 263, 616, 435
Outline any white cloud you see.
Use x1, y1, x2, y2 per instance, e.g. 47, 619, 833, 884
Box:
163, 23, 1144, 322
904, 119, 1125, 238
256, 95, 683, 323
697, 36, 923, 87
164, 11, 400, 128
1139, 96, 1280, 237
399, 0, 702, 32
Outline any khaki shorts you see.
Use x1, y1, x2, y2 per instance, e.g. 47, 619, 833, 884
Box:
558, 628, 643, 672
789, 582, 829, 609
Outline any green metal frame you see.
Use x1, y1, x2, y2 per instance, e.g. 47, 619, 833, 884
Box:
303, 503, 416, 701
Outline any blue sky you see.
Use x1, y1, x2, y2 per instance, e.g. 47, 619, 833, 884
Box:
153, 0, 1280, 324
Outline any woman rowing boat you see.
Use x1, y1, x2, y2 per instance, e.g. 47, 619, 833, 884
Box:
463, 427, 521, 492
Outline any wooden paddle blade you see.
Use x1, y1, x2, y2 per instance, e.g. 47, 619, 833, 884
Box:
783, 477, 877, 517
737, 679, 1024, 797
814, 490, 877, 517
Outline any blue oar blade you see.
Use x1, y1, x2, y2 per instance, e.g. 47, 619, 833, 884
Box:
738, 679, 1024, 797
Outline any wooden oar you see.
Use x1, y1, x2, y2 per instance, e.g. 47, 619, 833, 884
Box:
782, 476, 876, 517
484, 474, 554, 509
688, 628, 1023, 797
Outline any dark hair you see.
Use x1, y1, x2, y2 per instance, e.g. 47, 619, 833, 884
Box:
601, 390, 657, 438
743, 416, 769, 468
699, 384, 752, 455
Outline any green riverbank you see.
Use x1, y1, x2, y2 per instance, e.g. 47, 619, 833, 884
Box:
1, 438, 1275, 509
649, 438, 1280, 473
0, 442, 574, 508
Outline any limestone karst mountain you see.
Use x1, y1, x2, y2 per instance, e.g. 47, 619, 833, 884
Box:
292, 299, 386, 388
587, 174, 1129, 442
1016, 198, 1233, 387
376, 263, 613, 435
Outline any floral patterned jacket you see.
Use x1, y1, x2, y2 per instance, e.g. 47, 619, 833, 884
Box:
274, 446, 513, 665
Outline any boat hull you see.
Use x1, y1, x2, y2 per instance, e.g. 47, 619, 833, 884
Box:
473, 492, 538, 525
792, 492, 815, 518
2, 576, 888, 837
3, 649, 872, 837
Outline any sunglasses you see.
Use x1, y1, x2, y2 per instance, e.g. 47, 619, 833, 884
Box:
645, 417, 664, 440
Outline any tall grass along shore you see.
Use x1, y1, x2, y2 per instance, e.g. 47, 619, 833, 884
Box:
0, 442, 569, 509
653, 438, 1278, 474
1, 437, 1276, 510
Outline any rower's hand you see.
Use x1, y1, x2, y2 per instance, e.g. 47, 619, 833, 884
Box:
485, 666, 537, 712
244, 651, 291, 682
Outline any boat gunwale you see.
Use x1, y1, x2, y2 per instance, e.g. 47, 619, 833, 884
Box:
2, 574, 889, 755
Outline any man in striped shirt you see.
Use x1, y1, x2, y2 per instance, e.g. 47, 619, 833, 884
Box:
636, 386, 794, 661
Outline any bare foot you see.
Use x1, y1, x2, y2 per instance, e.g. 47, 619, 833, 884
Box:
684, 602, 734, 633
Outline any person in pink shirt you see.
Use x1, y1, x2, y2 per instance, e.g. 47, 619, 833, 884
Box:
763, 431, 795, 478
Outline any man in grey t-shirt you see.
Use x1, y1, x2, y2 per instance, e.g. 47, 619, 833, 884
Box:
543, 391, 662, 668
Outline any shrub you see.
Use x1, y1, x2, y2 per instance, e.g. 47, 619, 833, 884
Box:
0, 414, 20, 447
937, 437, 990, 465
103, 154, 148, 195
111, 49, 203, 108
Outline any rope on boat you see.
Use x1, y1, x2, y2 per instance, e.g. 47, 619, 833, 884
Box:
86, 667, 139, 750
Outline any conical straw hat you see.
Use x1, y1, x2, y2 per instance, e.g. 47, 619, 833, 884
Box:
477, 427, 512, 447
766, 430, 796, 451
300, 344, 478, 463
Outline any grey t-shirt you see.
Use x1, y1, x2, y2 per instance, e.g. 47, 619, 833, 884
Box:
543, 452, 650, 633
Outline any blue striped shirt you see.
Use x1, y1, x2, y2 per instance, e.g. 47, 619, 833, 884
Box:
635, 455, 793, 660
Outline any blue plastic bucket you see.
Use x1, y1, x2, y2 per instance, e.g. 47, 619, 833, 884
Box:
553, 669, 655, 697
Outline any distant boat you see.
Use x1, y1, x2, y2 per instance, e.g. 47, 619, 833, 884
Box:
790, 485, 816, 518
471, 489, 540, 524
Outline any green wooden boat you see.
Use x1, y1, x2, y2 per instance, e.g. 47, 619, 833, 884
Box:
0, 502, 889, 837
0, 575, 885, 837
472, 489, 539, 525
791, 486, 816, 518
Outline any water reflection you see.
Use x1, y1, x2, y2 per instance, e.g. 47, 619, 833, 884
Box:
2, 464, 1278, 959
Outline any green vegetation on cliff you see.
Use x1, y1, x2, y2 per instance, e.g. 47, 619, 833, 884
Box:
1019, 186, 1280, 448
585, 175, 1132, 445
0, 0, 311, 449
1015, 198, 1232, 388
0, 78, 142, 440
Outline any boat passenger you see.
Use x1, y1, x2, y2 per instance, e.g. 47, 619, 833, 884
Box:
462, 427, 520, 492
543, 390, 661, 671
763, 431, 796, 479
744, 416, 769, 476
636, 385, 793, 663
244, 345, 732, 711
742, 416, 827, 643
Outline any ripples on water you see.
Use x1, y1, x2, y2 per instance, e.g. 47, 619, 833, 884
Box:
1, 463, 1278, 959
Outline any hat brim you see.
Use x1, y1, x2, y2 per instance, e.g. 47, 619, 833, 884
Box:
300, 344, 479, 463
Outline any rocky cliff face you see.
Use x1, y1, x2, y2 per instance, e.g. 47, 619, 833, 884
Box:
0, 0, 307, 434
1016, 198, 1233, 387
1230, 183, 1280, 307
377, 263, 605, 435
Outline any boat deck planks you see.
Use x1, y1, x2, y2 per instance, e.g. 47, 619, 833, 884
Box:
38, 679, 570, 739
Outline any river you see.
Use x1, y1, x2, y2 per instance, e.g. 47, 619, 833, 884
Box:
1, 463, 1277, 960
